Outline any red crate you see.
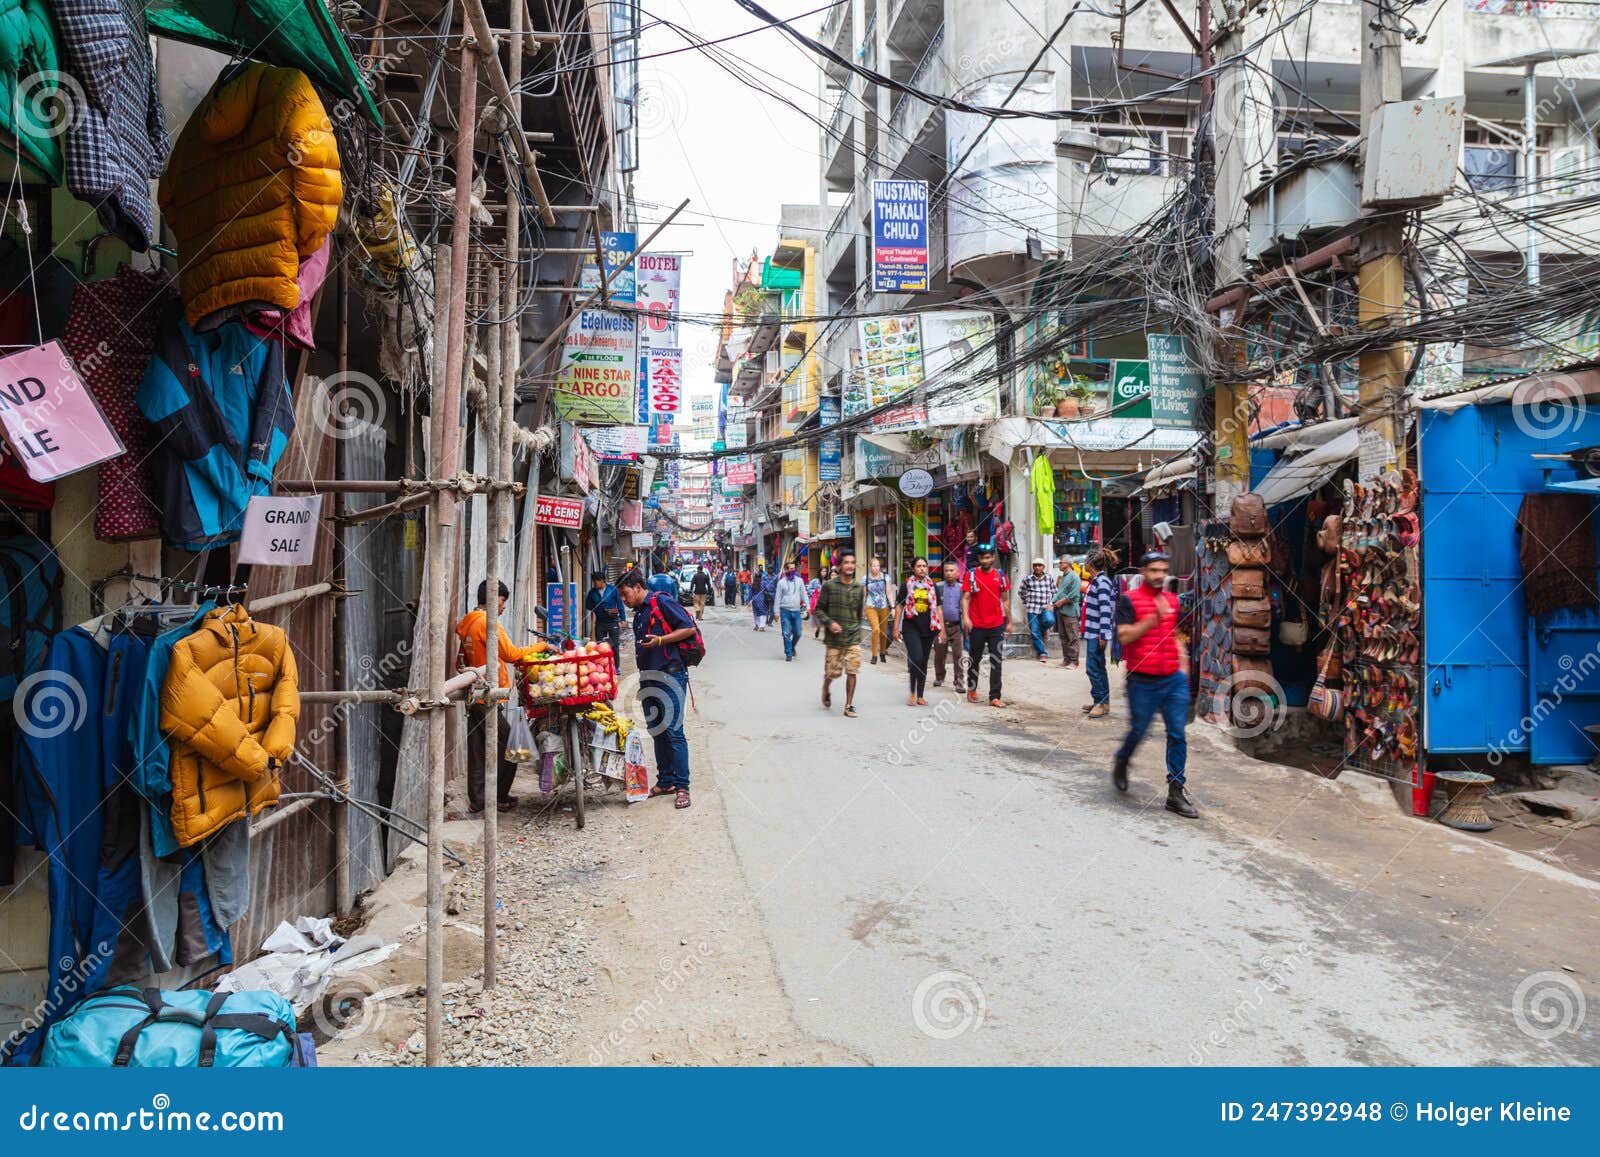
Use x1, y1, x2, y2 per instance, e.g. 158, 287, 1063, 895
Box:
519, 649, 618, 714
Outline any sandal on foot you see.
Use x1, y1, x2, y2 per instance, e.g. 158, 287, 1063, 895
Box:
649, 784, 676, 798
674, 789, 692, 809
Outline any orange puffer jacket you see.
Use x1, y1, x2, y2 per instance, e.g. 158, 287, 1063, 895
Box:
161, 605, 300, 847
158, 62, 341, 325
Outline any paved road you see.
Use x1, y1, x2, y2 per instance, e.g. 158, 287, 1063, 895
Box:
694, 608, 1600, 1065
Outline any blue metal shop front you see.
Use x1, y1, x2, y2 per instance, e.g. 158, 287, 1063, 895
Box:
1418, 402, 1600, 764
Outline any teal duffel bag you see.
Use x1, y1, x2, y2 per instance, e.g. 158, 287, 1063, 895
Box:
40, 987, 300, 1068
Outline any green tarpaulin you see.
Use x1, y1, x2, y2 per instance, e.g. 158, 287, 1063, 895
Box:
146, 0, 382, 125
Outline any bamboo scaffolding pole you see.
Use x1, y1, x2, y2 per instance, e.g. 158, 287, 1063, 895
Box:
425, 40, 479, 1068
463, 0, 555, 225
482, 260, 503, 990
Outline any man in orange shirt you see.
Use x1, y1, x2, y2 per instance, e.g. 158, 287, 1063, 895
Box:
455, 580, 531, 813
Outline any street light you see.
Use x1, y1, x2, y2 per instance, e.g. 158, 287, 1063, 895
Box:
1472, 47, 1598, 287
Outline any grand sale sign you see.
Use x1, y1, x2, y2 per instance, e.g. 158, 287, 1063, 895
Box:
0, 341, 124, 481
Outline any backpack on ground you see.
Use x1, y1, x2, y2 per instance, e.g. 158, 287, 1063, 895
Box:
648, 594, 705, 668
38, 986, 300, 1068
0, 536, 61, 701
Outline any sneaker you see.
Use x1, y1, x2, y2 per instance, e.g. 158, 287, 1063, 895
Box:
966, 690, 978, 703
1087, 703, 1110, 718
1166, 783, 1198, 819
1112, 756, 1129, 792
932, 679, 944, 688
990, 698, 1005, 708
1038, 654, 1048, 663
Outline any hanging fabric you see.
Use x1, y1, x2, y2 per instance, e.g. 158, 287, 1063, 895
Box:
52, 0, 169, 250
61, 266, 176, 540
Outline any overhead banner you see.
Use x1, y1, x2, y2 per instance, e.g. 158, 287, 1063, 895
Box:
636, 252, 682, 347
553, 310, 637, 423
641, 348, 683, 419
870, 178, 929, 293
1146, 333, 1205, 429
587, 425, 647, 460
923, 310, 1000, 426
819, 395, 842, 482
599, 231, 636, 304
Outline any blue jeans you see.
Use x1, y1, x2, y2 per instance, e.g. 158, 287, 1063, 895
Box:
1086, 638, 1110, 705
641, 667, 690, 790
739, 582, 751, 605
1116, 671, 1189, 785
1026, 611, 1050, 656
779, 608, 804, 657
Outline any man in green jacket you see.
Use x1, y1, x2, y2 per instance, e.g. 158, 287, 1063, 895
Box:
1053, 556, 1083, 668
811, 549, 866, 718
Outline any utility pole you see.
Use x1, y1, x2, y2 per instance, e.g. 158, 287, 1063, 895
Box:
1357, 0, 1406, 477
1208, 0, 1275, 515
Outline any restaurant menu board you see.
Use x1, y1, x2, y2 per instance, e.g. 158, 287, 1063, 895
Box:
858, 315, 926, 432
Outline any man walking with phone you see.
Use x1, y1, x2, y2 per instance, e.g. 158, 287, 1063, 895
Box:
1112, 551, 1197, 818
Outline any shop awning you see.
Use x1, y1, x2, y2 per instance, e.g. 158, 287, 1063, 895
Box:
1251, 429, 1361, 506
146, 0, 382, 125
1012, 416, 1203, 456
1545, 477, 1600, 495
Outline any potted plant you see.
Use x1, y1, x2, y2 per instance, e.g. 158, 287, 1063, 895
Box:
1068, 377, 1097, 418
1033, 379, 1059, 418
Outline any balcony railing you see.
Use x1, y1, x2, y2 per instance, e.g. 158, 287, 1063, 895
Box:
829, 194, 855, 241
888, 26, 945, 163
827, 91, 850, 142
1467, 0, 1600, 14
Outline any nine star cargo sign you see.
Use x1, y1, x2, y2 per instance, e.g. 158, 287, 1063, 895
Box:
870, 179, 929, 293
553, 309, 637, 423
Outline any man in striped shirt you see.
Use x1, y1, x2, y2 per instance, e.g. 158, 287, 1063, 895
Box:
1081, 549, 1119, 718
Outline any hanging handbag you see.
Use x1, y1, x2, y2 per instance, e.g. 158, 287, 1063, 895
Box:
1232, 597, 1271, 628
1233, 625, 1271, 655
1230, 568, 1266, 600
1229, 493, 1269, 537
1308, 643, 1345, 722
1278, 618, 1310, 646
1226, 538, 1271, 567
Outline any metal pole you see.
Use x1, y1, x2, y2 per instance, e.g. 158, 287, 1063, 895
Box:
1524, 62, 1539, 288
425, 41, 479, 1069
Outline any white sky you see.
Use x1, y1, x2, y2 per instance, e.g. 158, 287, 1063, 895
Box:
632, 1, 833, 430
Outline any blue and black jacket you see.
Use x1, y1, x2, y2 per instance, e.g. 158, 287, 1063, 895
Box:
136, 302, 295, 551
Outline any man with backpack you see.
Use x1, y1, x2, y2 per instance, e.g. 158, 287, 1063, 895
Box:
618, 570, 701, 810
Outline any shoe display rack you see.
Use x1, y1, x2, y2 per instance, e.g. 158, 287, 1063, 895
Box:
1336, 469, 1427, 811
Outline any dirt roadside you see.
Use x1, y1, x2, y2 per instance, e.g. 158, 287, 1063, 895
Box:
319, 694, 861, 1067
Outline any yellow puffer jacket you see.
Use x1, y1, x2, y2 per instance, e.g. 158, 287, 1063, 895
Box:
158, 63, 342, 325
161, 605, 300, 847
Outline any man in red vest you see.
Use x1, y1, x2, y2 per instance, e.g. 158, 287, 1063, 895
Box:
1112, 551, 1198, 818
